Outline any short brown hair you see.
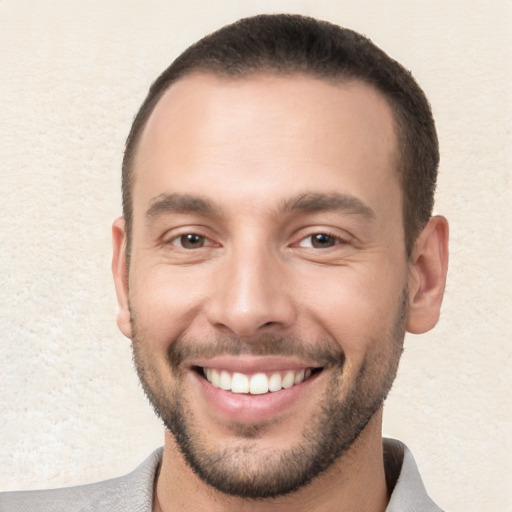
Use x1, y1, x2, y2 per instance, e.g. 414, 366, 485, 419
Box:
122, 14, 438, 257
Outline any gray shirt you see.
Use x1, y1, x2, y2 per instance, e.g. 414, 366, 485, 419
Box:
0, 439, 443, 511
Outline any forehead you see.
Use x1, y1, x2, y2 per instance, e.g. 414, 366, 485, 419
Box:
132, 72, 400, 219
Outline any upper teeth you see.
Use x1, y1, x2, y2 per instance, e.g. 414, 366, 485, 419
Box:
204, 368, 312, 394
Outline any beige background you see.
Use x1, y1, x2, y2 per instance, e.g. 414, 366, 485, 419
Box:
1, 1, 511, 510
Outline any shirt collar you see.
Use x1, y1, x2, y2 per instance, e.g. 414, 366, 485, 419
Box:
142, 440, 442, 511
384, 438, 443, 511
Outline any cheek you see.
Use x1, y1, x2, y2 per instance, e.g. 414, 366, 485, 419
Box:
128, 264, 210, 344
298, 264, 406, 354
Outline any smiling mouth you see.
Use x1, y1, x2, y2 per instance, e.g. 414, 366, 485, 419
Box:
196, 367, 322, 395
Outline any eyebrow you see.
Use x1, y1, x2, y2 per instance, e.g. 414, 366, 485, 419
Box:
281, 192, 375, 218
146, 193, 216, 218
145, 191, 375, 220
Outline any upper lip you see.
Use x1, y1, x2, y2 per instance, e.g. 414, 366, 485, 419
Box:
188, 356, 324, 373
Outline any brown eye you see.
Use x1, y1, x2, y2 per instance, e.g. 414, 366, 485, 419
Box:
311, 234, 337, 248
177, 234, 206, 249
299, 233, 339, 249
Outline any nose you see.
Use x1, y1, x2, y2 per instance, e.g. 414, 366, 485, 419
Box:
205, 245, 297, 337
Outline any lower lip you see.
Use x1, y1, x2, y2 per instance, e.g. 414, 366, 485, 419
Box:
192, 371, 320, 424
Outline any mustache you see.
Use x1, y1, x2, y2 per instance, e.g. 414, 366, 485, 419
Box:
166, 333, 345, 369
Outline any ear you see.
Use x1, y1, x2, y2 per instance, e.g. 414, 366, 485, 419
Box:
112, 217, 132, 339
406, 215, 449, 334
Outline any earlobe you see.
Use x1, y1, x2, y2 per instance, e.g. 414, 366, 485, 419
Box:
406, 215, 449, 334
112, 217, 132, 339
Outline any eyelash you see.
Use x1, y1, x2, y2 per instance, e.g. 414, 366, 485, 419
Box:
296, 232, 347, 249
167, 233, 214, 249
165, 230, 348, 251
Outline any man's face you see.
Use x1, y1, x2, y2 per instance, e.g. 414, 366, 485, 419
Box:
117, 73, 412, 497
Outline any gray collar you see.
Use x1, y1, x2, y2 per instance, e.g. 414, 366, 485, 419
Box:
109, 439, 443, 512
384, 438, 443, 511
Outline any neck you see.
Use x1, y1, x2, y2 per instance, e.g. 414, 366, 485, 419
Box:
154, 410, 389, 512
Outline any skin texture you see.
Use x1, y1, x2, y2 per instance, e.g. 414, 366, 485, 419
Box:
112, 73, 449, 512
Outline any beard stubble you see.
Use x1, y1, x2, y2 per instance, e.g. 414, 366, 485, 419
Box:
130, 288, 407, 499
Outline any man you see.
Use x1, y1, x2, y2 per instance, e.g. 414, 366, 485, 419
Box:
1, 14, 448, 512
